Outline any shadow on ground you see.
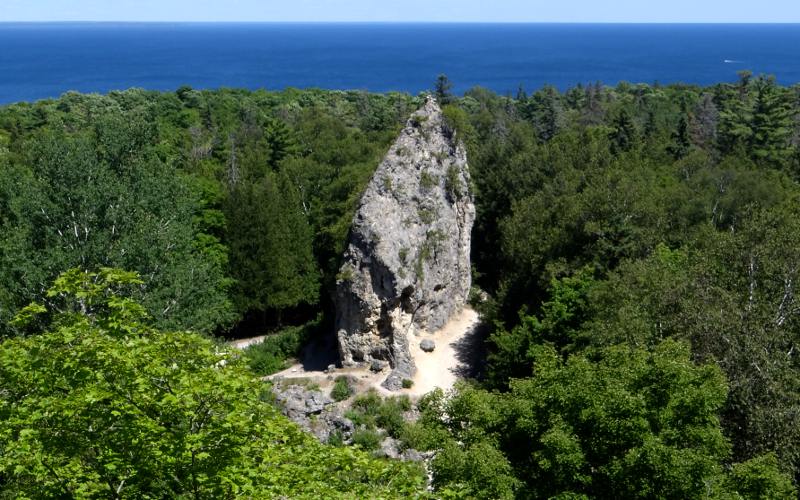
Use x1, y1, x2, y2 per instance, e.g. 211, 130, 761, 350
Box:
451, 320, 489, 380
297, 331, 340, 372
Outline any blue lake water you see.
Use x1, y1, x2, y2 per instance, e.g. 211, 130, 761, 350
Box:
1, 23, 799, 104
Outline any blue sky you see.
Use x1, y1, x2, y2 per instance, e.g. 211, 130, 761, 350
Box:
2, 0, 798, 23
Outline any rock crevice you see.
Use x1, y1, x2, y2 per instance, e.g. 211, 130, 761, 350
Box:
335, 96, 475, 390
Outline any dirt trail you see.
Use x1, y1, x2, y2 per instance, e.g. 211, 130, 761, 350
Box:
406, 307, 480, 396
264, 307, 482, 397
230, 335, 267, 350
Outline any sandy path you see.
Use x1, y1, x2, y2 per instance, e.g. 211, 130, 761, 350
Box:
406, 307, 480, 396
265, 307, 482, 397
230, 335, 267, 350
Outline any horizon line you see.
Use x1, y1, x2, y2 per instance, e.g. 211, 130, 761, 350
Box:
2, 20, 800, 25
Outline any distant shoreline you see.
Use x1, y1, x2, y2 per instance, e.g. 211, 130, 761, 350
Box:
2, 21, 800, 25
2, 23, 798, 104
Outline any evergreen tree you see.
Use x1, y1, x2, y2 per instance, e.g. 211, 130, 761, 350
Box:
750, 76, 794, 164
609, 108, 639, 153
225, 171, 319, 323
718, 71, 755, 155
264, 117, 299, 166
667, 114, 692, 159
529, 85, 564, 141
582, 81, 605, 125
434, 74, 454, 105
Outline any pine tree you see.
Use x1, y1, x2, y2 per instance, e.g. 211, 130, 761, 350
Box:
434, 74, 454, 105
750, 76, 794, 165
667, 114, 692, 159
225, 171, 319, 324
609, 108, 639, 154
264, 117, 298, 166
582, 82, 605, 125
530, 85, 564, 141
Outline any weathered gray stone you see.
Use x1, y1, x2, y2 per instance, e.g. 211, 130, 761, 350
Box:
335, 96, 475, 391
377, 436, 402, 459
401, 449, 426, 462
370, 359, 388, 372
272, 384, 334, 421
420, 339, 436, 352
271, 384, 355, 443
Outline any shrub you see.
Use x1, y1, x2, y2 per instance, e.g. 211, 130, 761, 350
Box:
243, 317, 320, 376
402, 378, 414, 389
442, 104, 474, 143
327, 430, 345, 447
399, 422, 450, 452
345, 408, 376, 429
398, 247, 410, 264
336, 266, 355, 282
352, 428, 383, 451
410, 114, 428, 129
377, 400, 408, 438
445, 165, 464, 199
352, 390, 383, 415
348, 392, 412, 438
418, 206, 437, 225
331, 376, 354, 402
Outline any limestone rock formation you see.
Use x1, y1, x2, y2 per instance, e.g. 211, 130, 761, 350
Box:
335, 96, 475, 390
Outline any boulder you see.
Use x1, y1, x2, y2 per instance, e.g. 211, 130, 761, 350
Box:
272, 384, 334, 420
370, 359, 388, 372
335, 96, 475, 391
420, 339, 436, 352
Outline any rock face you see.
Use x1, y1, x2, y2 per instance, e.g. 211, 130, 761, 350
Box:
335, 96, 475, 390
271, 383, 352, 443
272, 384, 334, 421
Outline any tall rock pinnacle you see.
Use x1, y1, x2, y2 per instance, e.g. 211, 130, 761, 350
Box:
335, 96, 475, 390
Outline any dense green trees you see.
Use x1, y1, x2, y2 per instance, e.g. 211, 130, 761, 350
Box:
0, 269, 426, 498
447, 74, 800, 489
0, 88, 414, 337
409, 342, 794, 499
3, 75, 800, 495
225, 171, 319, 319
0, 114, 234, 335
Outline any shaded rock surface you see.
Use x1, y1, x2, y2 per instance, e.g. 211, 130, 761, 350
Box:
335, 96, 475, 390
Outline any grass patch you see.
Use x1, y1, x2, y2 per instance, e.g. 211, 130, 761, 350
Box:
420, 170, 438, 191
418, 206, 437, 225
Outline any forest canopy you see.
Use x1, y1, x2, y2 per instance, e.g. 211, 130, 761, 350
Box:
2, 73, 800, 496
